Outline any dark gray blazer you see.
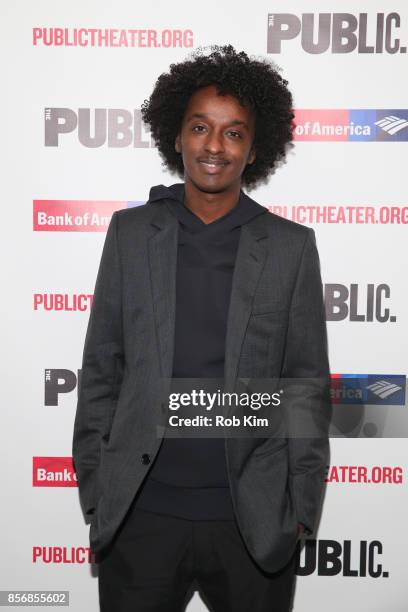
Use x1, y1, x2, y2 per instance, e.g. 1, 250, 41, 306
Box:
72, 191, 331, 573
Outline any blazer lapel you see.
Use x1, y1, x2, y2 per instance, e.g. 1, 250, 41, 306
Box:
224, 217, 268, 389
148, 205, 178, 379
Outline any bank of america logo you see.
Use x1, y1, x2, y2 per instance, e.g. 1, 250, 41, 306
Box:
330, 374, 406, 405
293, 109, 408, 141
374, 115, 408, 135
366, 379, 402, 399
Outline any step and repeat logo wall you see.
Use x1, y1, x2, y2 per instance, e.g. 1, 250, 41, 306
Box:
3, 1, 407, 611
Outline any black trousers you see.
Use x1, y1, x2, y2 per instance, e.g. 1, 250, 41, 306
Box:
98, 504, 297, 612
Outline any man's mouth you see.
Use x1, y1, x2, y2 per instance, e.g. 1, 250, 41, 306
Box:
197, 159, 229, 172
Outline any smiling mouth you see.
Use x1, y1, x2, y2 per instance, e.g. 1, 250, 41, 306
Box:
198, 160, 229, 171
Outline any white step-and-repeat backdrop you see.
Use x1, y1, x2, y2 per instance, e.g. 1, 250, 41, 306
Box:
2, 1, 407, 610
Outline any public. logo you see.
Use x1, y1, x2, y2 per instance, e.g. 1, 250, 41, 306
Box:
267, 12, 406, 55
44, 369, 81, 406
44, 108, 152, 148
324, 283, 396, 322
296, 540, 389, 577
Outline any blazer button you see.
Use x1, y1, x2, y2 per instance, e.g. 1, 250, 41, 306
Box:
141, 453, 151, 465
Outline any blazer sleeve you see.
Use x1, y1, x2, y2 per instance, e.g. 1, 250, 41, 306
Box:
281, 228, 332, 534
72, 211, 124, 516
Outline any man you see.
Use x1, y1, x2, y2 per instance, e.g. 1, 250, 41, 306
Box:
73, 45, 331, 612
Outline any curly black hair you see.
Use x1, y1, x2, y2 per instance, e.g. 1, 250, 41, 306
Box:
141, 45, 294, 189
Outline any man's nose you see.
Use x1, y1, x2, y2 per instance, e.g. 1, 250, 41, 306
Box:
204, 130, 224, 155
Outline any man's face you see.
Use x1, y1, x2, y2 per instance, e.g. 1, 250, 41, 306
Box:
175, 85, 256, 195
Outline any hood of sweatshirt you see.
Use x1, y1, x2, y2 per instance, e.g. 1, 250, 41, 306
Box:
147, 183, 267, 232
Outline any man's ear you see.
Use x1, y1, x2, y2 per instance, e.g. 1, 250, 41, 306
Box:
247, 147, 256, 165
175, 134, 181, 153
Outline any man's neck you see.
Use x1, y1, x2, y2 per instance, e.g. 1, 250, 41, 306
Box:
183, 180, 241, 224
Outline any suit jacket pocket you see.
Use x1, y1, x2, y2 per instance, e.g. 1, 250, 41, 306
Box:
251, 304, 287, 317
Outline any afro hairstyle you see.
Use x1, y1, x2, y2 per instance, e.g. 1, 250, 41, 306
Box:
141, 45, 294, 189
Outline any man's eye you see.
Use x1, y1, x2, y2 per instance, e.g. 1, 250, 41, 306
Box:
228, 131, 242, 138
192, 125, 206, 132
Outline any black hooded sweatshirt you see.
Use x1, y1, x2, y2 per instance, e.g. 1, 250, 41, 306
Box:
133, 183, 267, 520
